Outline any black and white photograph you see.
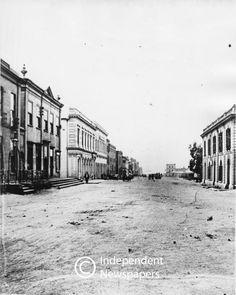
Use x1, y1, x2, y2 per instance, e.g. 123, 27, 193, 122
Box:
0, 0, 235, 294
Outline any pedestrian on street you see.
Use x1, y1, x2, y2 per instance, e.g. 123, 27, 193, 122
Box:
84, 172, 89, 184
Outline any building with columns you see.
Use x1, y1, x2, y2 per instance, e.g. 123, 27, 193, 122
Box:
22, 83, 62, 178
1, 59, 63, 183
201, 105, 236, 189
95, 123, 108, 178
61, 108, 97, 178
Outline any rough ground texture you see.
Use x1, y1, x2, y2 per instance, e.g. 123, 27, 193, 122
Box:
0, 177, 235, 294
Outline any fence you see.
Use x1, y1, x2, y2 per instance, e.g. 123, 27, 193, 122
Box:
0, 169, 49, 185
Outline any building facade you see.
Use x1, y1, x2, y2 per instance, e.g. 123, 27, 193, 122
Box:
122, 156, 129, 171
1, 59, 63, 184
22, 83, 62, 178
116, 150, 123, 178
201, 105, 236, 189
129, 158, 141, 176
61, 108, 96, 178
1, 59, 21, 176
165, 164, 176, 176
107, 139, 116, 177
95, 123, 108, 178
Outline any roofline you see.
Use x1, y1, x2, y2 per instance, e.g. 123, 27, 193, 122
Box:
68, 107, 97, 130
1, 59, 64, 108
1, 59, 23, 83
22, 78, 64, 108
94, 121, 108, 136
201, 104, 236, 137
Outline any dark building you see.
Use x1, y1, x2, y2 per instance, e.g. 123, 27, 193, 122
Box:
0, 59, 63, 190
107, 139, 116, 178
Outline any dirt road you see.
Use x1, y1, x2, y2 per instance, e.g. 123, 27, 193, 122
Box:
0, 177, 235, 294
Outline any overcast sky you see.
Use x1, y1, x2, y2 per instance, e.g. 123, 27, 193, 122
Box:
1, 0, 235, 173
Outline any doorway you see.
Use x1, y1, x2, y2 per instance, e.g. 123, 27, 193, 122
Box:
226, 159, 230, 188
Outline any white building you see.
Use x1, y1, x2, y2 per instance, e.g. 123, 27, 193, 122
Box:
61, 108, 96, 178
201, 105, 236, 189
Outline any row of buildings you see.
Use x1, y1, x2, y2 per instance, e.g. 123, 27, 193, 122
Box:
60, 107, 142, 179
0, 59, 142, 186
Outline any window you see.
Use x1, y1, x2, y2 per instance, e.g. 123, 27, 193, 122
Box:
82, 130, 84, 147
10, 93, 16, 127
226, 128, 231, 151
50, 113, 54, 134
56, 116, 60, 136
213, 136, 216, 154
44, 110, 48, 132
203, 141, 206, 156
77, 128, 80, 146
36, 106, 41, 128
218, 132, 223, 153
208, 138, 211, 156
27, 101, 33, 126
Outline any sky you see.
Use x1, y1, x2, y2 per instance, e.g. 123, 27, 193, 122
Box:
0, 0, 235, 173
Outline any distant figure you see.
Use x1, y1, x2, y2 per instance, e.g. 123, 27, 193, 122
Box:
84, 172, 89, 184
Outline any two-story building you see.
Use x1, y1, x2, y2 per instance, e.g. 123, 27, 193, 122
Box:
61, 108, 97, 178
201, 105, 236, 189
21, 82, 62, 178
1, 59, 63, 187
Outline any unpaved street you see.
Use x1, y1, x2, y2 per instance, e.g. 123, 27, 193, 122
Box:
0, 177, 235, 294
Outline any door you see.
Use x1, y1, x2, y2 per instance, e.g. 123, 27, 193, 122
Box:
50, 156, 53, 177
43, 157, 48, 178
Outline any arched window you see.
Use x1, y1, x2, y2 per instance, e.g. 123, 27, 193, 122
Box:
218, 132, 223, 153
213, 136, 216, 154
208, 138, 211, 156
